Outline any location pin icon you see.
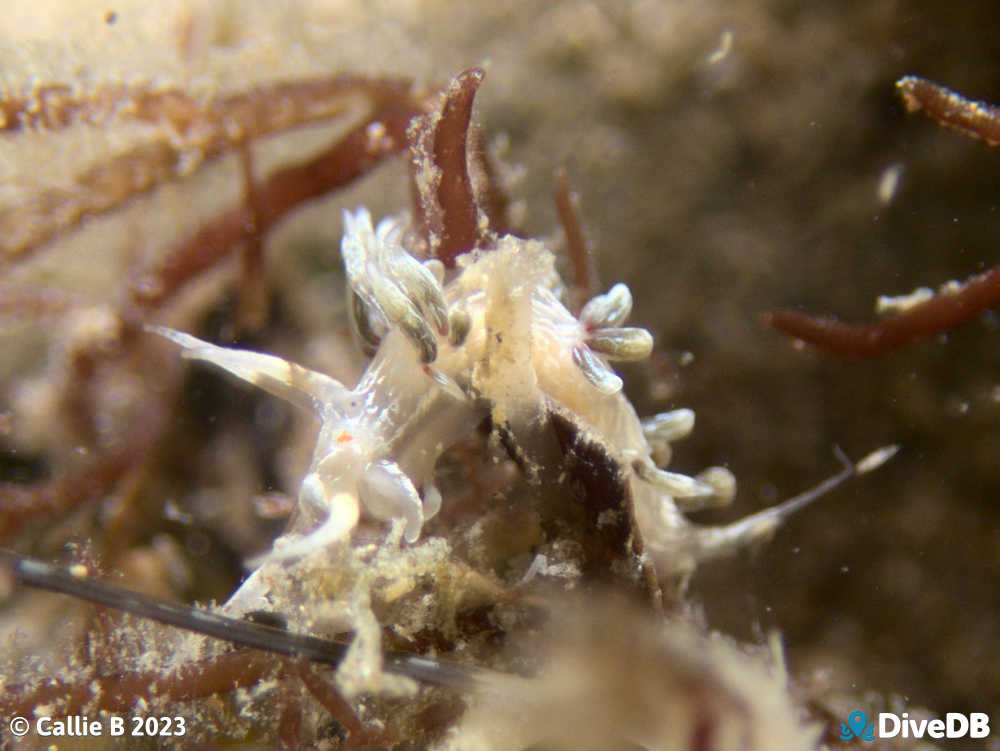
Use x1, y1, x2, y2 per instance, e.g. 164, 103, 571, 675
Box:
848, 711, 868, 737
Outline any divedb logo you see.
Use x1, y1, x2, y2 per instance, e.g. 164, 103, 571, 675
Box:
840, 710, 992, 742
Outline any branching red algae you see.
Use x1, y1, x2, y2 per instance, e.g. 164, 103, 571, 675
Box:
0, 649, 281, 717
131, 90, 425, 308
409, 67, 493, 267
554, 169, 598, 314
762, 264, 1000, 357
0, 76, 423, 264
765, 76, 1000, 358
897, 75, 1000, 146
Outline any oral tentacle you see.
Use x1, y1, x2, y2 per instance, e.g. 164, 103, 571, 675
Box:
147, 325, 351, 417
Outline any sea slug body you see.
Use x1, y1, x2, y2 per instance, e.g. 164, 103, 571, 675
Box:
153, 206, 866, 604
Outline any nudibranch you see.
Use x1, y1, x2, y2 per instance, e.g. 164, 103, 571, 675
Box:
150, 68, 892, 612
152, 208, 883, 588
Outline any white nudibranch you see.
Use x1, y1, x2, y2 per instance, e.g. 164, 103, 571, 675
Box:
151, 206, 878, 592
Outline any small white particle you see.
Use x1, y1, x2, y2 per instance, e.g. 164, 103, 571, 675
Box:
707, 30, 733, 64
365, 121, 389, 152
877, 162, 905, 205
938, 279, 962, 296
405, 657, 439, 669
855, 444, 899, 474
876, 287, 933, 315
